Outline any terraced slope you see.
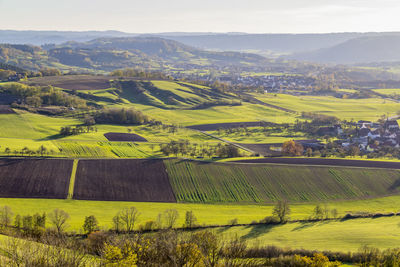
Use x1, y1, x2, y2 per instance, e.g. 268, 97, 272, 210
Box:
165, 159, 400, 203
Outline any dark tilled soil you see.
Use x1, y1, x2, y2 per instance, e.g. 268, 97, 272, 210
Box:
233, 157, 400, 169
0, 158, 73, 198
74, 159, 176, 202
187, 121, 276, 131
25, 75, 112, 90
104, 132, 147, 142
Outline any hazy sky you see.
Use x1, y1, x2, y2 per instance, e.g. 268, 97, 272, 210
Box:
1, 0, 399, 33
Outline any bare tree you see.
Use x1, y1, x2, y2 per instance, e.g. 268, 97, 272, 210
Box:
49, 209, 70, 234
184, 210, 197, 229
0, 206, 13, 228
164, 209, 179, 229
272, 200, 291, 223
118, 207, 140, 233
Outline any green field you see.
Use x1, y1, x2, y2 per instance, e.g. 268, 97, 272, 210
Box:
253, 93, 400, 121
372, 88, 400, 96
1, 195, 400, 235
208, 126, 306, 144
165, 159, 400, 203
212, 216, 400, 252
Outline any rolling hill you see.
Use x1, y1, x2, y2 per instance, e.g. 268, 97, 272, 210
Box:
0, 37, 270, 72
290, 35, 400, 64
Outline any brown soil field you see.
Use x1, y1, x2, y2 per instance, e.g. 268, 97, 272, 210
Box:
233, 157, 400, 169
25, 75, 113, 90
104, 132, 147, 142
73, 159, 176, 202
0, 159, 73, 198
187, 121, 276, 131
0, 105, 15, 114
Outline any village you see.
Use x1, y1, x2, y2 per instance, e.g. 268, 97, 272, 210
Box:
303, 118, 400, 158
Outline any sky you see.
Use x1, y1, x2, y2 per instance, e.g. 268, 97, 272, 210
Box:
1, 0, 400, 33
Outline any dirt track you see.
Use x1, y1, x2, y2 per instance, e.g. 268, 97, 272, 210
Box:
233, 157, 400, 169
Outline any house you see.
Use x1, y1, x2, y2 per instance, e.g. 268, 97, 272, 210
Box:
358, 127, 371, 137
357, 120, 372, 128
296, 140, 324, 150
384, 120, 400, 132
368, 129, 381, 139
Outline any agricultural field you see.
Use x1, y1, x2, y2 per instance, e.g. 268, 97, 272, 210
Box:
134, 102, 297, 126
104, 132, 147, 142
211, 216, 400, 252
0, 158, 72, 199
165, 159, 400, 203
73, 159, 176, 202
1, 195, 400, 233
252, 93, 400, 121
207, 126, 306, 144
25, 75, 112, 90
372, 88, 400, 96
0, 109, 225, 158
56, 141, 117, 158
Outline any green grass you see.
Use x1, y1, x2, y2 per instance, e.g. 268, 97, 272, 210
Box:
214, 216, 400, 252
253, 93, 400, 121
2, 195, 400, 233
56, 141, 116, 158
372, 88, 400, 96
165, 159, 400, 203
208, 126, 306, 144
133, 102, 296, 126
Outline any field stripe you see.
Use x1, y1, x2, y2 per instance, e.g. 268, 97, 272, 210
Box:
67, 159, 79, 199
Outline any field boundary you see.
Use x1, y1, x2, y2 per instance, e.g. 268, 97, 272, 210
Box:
67, 159, 79, 199
232, 157, 400, 170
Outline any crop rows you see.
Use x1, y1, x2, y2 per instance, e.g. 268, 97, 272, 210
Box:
57, 142, 115, 158
165, 159, 400, 203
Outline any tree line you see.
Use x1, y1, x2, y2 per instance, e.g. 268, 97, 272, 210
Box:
159, 140, 241, 158
93, 107, 149, 125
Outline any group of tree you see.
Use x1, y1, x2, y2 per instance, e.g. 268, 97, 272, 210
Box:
3, 145, 51, 157
112, 208, 197, 233
110, 68, 172, 80
300, 112, 339, 126
159, 140, 241, 158
0, 83, 86, 109
282, 140, 304, 156
59, 125, 97, 136
93, 107, 149, 125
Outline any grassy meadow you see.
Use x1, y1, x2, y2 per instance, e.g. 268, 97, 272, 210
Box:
1, 195, 400, 236
212, 216, 400, 252
252, 93, 400, 121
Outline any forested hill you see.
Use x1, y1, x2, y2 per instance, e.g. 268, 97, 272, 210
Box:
0, 37, 270, 72
289, 35, 400, 64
